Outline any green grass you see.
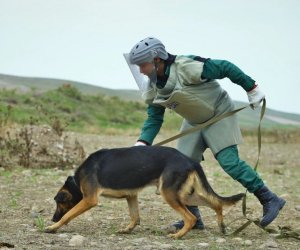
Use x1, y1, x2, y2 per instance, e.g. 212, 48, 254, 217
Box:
0, 86, 151, 134
35, 215, 46, 232
1, 84, 300, 138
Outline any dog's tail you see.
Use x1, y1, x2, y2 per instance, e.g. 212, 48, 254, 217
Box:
180, 163, 244, 207
216, 192, 245, 206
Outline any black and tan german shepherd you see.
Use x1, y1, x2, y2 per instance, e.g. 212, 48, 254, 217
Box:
46, 146, 244, 239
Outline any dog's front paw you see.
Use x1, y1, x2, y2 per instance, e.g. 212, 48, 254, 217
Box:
118, 228, 132, 234
45, 225, 57, 234
220, 223, 227, 234
168, 232, 182, 239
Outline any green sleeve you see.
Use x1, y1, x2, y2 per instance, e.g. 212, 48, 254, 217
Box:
138, 104, 165, 145
202, 59, 256, 91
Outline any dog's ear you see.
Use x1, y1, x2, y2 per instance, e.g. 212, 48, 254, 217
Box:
66, 176, 74, 184
65, 176, 77, 188
54, 191, 72, 203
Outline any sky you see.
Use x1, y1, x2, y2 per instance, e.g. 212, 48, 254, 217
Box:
1, 0, 300, 114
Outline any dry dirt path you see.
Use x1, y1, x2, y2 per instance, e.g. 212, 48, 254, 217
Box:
0, 132, 300, 249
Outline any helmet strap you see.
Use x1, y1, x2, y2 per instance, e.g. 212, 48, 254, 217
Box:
147, 61, 158, 83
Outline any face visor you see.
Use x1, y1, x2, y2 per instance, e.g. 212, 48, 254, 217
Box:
123, 53, 156, 102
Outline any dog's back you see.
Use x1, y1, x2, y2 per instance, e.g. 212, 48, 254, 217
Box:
75, 146, 194, 189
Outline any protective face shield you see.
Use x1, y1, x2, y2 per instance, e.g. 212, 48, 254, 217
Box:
123, 53, 156, 102
124, 37, 168, 102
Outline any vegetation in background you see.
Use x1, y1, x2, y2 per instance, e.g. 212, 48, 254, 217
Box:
0, 85, 181, 169
0, 84, 300, 170
0, 86, 91, 169
0, 84, 185, 134
1, 84, 300, 144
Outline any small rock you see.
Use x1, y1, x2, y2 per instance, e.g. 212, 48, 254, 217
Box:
58, 233, 68, 238
269, 233, 281, 238
233, 237, 243, 242
295, 205, 300, 211
244, 240, 252, 246
69, 235, 85, 247
56, 143, 64, 150
266, 240, 278, 248
198, 242, 210, 247
216, 237, 226, 243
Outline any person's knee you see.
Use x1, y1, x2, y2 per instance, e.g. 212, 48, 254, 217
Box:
216, 145, 240, 178
216, 145, 253, 181
216, 145, 264, 192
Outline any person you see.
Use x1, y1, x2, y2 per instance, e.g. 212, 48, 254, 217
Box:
124, 37, 286, 232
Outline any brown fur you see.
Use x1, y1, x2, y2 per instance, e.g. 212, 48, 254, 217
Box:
45, 146, 244, 239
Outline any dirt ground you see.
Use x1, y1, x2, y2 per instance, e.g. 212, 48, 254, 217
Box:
0, 131, 300, 249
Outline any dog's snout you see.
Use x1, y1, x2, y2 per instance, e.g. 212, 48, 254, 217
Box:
52, 216, 58, 222
52, 213, 61, 222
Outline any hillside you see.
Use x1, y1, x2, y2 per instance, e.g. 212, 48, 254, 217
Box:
1, 73, 300, 130
0, 73, 140, 101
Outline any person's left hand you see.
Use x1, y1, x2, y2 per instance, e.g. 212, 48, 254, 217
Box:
247, 85, 265, 109
134, 141, 147, 146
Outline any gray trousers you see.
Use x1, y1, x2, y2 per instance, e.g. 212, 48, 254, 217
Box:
176, 119, 208, 162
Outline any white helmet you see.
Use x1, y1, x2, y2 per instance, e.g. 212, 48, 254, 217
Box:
129, 37, 168, 65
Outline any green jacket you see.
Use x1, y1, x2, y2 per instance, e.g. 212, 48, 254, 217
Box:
138, 55, 255, 148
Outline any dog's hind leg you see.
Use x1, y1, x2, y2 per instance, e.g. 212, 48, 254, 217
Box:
161, 189, 197, 239
212, 205, 226, 234
45, 195, 98, 233
119, 195, 140, 234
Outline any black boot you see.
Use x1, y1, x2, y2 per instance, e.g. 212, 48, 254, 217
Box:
254, 186, 286, 227
171, 206, 204, 231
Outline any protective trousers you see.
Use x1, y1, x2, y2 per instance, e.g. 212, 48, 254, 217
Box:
177, 121, 264, 193
216, 145, 264, 193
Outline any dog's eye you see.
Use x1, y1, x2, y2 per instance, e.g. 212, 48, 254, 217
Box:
55, 192, 71, 202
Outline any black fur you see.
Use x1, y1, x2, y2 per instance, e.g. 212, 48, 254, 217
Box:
48, 145, 244, 237
75, 146, 196, 190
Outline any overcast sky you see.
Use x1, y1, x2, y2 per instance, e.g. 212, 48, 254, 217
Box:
1, 0, 299, 114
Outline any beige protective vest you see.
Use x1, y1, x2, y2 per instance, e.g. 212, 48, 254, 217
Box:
147, 55, 243, 154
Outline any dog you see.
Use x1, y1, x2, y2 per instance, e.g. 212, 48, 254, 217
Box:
45, 146, 244, 239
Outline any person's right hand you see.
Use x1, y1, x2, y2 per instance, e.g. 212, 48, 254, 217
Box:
247, 85, 265, 109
